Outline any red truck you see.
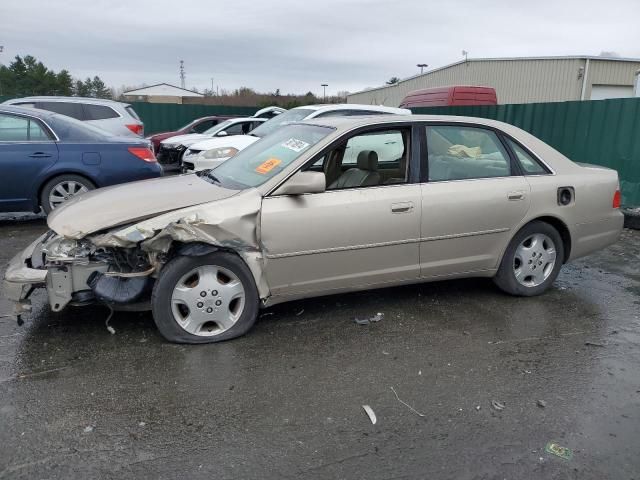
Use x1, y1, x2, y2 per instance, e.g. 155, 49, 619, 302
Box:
399, 86, 497, 108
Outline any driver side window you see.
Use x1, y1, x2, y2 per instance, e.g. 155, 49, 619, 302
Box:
306, 128, 410, 190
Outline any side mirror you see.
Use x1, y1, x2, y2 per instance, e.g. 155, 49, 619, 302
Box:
216, 131, 228, 137
273, 171, 326, 196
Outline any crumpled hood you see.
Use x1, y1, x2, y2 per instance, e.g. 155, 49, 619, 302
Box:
47, 174, 239, 239
162, 133, 209, 147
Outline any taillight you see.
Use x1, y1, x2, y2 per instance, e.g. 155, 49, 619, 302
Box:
126, 124, 144, 136
612, 189, 621, 209
128, 147, 157, 163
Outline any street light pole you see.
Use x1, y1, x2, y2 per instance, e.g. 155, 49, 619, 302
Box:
321, 84, 328, 102
417, 63, 428, 75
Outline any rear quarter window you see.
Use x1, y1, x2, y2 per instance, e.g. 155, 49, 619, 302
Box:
84, 104, 120, 120
125, 106, 141, 121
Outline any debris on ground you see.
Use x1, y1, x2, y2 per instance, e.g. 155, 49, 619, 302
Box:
491, 400, 505, 411
585, 341, 606, 347
390, 386, 426, 417
354, 312, 384, 325
295, 309, 304, 316
259, 312, 274, 318
83, 425, 94, 433
537, 400, 547, 408
475, 405, 481, 411
362, 405, 377, 424
138, 421, 146, 427
545, 442, 573, 460
105, 307, 115, 335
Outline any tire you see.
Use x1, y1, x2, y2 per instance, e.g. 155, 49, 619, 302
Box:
151, 251, 259, 344
493, 221, 564, 297
40, 174, 96, 214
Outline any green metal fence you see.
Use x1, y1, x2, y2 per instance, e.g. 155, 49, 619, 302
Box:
412, 97, 640, 206
129, 102, 259, 135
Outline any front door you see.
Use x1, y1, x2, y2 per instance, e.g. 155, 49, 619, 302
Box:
261, 126, 422, 298
0, 113, 58, 211
419, 124, 531, 277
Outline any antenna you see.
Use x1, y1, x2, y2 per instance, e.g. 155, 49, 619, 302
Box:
179, 60, 186, 89
462, 50, 469, 62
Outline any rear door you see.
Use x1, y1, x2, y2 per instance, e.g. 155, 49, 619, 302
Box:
418, 123, 530, 277
0, 113, 58, 211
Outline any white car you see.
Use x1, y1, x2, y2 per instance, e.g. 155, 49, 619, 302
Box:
2, 96, 144, 137
156, 117, 267, 172
181, 104, 411, 172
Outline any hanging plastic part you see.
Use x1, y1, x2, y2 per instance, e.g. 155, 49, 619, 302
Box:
87, 271, 152, 304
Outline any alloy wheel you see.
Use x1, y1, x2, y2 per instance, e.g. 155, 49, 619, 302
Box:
170, 265, 246, 336
48, 180, 89, 210
513, 233, 557, 287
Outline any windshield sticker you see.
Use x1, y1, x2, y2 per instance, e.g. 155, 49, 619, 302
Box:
255, 157, 282, 174
281, 138, 310, 153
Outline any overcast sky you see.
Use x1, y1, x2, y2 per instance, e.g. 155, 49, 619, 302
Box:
2, 0, 639, 96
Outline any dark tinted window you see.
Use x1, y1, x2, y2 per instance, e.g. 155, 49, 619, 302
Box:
38, 102, 85, 120
84, 104, 119, 120
192, 119, 216, 133
0, 114, 50, 141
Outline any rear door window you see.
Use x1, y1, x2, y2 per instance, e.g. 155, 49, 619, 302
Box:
0, 114, 50, 141
425, 125, 511, 181
83, 104, 119, 120
37, 102, 85, 120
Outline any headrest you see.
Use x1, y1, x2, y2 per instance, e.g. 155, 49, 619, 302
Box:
356, 150, 378, 171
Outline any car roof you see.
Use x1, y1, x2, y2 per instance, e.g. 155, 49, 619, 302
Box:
292, 103, 410, 115
3, 96, 128, 106
0, 104, 58, 118
299, 114, 512, 130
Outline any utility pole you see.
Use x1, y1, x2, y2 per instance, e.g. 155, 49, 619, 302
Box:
462, 50, 469, 62
417, 63, 428, 75
321, 84, 328, 102
179, 60, 186, 89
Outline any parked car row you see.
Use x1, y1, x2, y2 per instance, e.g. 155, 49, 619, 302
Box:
181, 104, 411, 172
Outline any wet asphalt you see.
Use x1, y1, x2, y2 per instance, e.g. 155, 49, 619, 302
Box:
0, 213, 639, 480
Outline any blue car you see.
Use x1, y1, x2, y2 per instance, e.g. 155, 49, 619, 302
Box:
0, 105, 163, 213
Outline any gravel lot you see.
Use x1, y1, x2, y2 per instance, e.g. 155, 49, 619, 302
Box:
1, 214, 639, 479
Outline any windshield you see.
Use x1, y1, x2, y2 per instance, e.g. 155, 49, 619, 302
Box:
248, 108, 314, 138
202, 124, 333, 189
203, 119, 235, 135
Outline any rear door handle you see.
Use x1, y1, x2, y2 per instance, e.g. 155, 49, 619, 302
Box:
507, 191, 525, 201
28, 152, 52, 158
391, 201, 414, 213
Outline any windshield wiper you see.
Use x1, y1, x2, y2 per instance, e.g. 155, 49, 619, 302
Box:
207, 172, 221, 184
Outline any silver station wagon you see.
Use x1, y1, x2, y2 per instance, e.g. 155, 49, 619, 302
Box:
4, 115, 624, 343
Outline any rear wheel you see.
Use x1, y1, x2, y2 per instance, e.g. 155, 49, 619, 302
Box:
40, 174, 95, 214
493, 221, 564, 296
151, 252, 259, 343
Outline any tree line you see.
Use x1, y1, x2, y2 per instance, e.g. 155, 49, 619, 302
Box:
0, 55, 112, 98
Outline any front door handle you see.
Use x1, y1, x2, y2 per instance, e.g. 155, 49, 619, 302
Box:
391, 201, 414, 213
507, 191, 525, 201
28, 152, 52, 158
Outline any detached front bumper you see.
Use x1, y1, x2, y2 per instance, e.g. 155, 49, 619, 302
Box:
3, 234, 48, 316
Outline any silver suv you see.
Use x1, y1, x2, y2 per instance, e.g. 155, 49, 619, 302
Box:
2, 96, 144, 137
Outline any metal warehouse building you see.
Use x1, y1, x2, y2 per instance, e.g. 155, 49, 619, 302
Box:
347, 56, 640, 106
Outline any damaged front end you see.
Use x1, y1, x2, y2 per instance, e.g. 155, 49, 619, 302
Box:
3, 189, 268, 321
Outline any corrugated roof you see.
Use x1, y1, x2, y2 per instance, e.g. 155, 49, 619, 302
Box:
352, 55, 640, 95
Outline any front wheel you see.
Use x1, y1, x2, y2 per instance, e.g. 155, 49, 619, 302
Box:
151, 252, 259, 343
493, 221, 564, 296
